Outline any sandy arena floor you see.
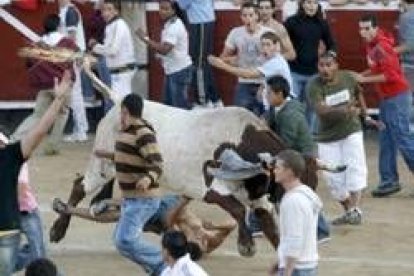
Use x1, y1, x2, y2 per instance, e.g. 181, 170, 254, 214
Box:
15, 130, 414, 276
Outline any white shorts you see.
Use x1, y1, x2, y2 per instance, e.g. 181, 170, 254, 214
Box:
318, 131, 367, 201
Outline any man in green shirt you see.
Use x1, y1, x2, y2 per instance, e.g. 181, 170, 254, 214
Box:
308, 51, 367, 225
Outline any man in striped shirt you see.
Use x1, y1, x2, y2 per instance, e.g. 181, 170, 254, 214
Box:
97, 94, 166, 275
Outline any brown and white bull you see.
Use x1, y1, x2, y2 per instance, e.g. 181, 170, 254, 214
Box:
49, 99, 319, 257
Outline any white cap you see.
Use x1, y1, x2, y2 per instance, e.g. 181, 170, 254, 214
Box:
0, 132, 9, 145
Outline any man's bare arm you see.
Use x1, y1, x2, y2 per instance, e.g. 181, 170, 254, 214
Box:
21, 71, 72, 159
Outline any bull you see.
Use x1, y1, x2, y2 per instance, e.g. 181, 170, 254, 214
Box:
49, 65, 319, 257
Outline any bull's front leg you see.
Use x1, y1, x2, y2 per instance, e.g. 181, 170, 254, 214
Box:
49, 175, 86, 243
254, 208, 279, 250
203, 190, 256, 257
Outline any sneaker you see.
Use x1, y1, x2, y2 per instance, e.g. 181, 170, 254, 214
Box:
213, 100, 224, 108
76, 132, 88, 142
63, 134, 78, 143
371, 182, 401, 197
348, 209, 362, 225
64, 133, 88, 143
206, 101, 215, 108
331, 212, 350, 225
318, 236, 331, 245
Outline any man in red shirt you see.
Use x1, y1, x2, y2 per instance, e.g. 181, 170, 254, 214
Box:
355, 14, 414, 197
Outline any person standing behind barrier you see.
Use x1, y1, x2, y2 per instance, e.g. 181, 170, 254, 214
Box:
176, 0, 223, 108
284, 0, 335, 128
354, 14, 414, 197
91, 0, 136, 99
257, 0, 296, 61
11, 14, 77, 155
58, 0, 89, 143
220, 2, 272, 116
308, 52, 368, 225
136, 0, 193, 109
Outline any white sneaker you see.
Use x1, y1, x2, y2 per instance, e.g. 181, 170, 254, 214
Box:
213, 100, 224, 108
63, 133, 88, 143
206, 101, 215, 108
63, 134, 78, 143
76, 133, 88, 142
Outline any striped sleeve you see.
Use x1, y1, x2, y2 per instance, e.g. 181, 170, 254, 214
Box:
136, 128, 163, 184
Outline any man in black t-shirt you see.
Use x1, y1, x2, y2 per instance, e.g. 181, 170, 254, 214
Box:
0, 72, 72, 276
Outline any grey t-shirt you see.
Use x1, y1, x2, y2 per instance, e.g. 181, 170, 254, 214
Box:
225, 25, 272, 83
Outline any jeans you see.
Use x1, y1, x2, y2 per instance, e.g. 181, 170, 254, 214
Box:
378, 91, 414, 186
81, 56, 112, 113
144, 195, 181, 234
14, 209, 46, 272
163, 65, 193, 109
114, 198, 165, 276
291, 72, 318, 133
234, 83, 263, 116
0, 232, 20, 276
189, 22, 221, 104
278, 267, 318, 276
317, 212, 330, 240
402, 65, 414, 129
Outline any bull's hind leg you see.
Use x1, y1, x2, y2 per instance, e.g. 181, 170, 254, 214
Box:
49, 175, 86, 243
204, 190, 256, 257
254, 208, 279, 250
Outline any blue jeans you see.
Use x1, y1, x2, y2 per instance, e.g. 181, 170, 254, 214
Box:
14, 209, 46, 272
163, 66, 193, 109
0, 232, 20, 276
317, 212, 330, 240
114, 198, 165, 276
378, 91, 414, 186
81, 56, 113, 112
145, 195, 181, 234
291, 72, 318, 133
189, 22, 221, 104
234, 83, 263, 116
278, 267, 318, 276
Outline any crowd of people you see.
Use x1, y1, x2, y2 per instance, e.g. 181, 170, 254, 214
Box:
1, 0, 414, 275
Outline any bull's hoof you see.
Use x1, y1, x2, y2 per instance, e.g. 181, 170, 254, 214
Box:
49, 215, 71, 243
237, 241, 257, 257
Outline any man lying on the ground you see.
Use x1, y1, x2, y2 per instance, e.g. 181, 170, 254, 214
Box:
52, 193, 235, 257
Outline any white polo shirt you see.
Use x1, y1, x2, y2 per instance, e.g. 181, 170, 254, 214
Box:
160, 17, 192, 75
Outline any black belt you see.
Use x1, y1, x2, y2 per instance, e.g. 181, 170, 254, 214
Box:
109, 63, 148, 74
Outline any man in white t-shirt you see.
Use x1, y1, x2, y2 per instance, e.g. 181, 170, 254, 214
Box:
136, 0, 193, 109
269, 149, 321, 276
219, 2, 274, 115
160, 230, 209, 276
209, 31, 292, 111
91, 0, 136, 99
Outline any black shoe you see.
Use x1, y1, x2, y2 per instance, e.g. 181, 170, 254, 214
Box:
371, 183, 401, 197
